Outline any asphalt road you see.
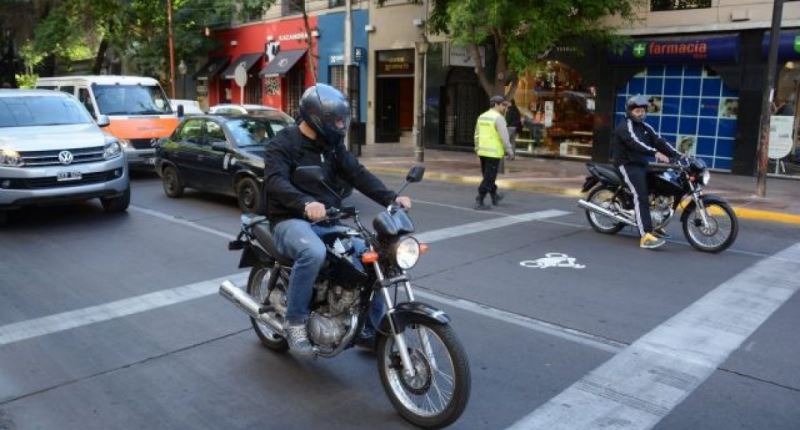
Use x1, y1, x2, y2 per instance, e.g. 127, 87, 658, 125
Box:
0, 171, 798, 430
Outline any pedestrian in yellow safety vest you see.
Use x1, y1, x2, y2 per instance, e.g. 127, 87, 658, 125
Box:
474, 95, 515, 210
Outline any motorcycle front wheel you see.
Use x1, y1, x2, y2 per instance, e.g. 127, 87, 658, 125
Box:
682, 201, 738, 253
247, 265, 289, 352
377, 317, 470, 429
585, 187, 626, 234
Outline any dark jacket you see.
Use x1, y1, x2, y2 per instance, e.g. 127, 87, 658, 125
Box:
264, 126, 396, 226
506, 104, 522, 129
611, 117, 679, 166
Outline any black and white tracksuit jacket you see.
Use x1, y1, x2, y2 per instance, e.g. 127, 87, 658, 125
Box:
611, 117, 680, 235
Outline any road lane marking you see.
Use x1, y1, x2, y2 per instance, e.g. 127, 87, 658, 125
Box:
0, 273, 248, 347
0, 209, 569, 346
413, 289, 624, 354
129, 205, 237, 240
506, 242, 800, 430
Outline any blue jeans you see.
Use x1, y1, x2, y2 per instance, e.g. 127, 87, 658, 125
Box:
272, 219, 385, 327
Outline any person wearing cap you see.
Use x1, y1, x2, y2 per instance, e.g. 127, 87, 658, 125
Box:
612, 94, 680, 249
473, 95, 514, 210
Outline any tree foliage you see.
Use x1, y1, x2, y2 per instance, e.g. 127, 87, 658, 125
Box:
427, 0, 640, 98
27, 0, 276, 81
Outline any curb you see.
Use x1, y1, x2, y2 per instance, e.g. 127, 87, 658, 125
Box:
367, 165, 800, 226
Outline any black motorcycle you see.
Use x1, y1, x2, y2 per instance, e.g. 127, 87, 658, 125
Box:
218, 166, 470, 429
578, 156, 738, 253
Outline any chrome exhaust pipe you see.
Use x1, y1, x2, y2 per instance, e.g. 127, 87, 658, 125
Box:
219, 280, 285, 336
577, 199, 637, 227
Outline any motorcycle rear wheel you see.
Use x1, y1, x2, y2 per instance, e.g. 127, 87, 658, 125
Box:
682, 201, 738, 253
585, 187, 626, 234
247, 265, 289, 352
377, 317, 470, 429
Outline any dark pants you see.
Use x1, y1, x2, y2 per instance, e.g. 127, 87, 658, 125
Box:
619, 164, 652, 236
478, 156, 501, 198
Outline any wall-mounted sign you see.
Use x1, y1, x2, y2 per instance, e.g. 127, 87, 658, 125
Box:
448, 45, 485, 68
377, 49, 414, 76
278, 32, 308, 42
761, 31, 800, 61
609, 35, 740, 64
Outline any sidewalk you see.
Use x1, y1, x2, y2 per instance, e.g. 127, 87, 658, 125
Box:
357, 143, 800, 225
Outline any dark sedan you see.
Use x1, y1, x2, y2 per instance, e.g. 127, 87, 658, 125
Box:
155, 114, 292, 213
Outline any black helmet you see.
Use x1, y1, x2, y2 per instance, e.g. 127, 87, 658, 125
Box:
299, 83, 351, 145
626, 94, 649, 118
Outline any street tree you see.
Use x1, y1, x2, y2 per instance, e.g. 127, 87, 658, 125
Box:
426, 0, 640, 98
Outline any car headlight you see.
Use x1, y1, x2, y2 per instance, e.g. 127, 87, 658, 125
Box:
0, 148, 24, 167
701, 170, 710, 186
117, 138, 131, 149
392, 236, 421, 270
104, 141, 122, 159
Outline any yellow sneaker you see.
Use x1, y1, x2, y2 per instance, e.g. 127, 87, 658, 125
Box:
640, 232, 666, 249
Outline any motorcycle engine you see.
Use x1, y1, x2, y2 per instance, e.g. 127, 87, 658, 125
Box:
307, 282, 360, 348
650, 195, 674, 227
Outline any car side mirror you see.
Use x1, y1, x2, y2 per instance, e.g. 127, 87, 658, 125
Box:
211, 141, 228, 152
406, 165, 425, 183
177, 104, 185, 118
96, 115, 110, 128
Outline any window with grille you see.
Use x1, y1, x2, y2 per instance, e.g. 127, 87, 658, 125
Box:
245, 77, 262, 104
651, 0, 711, 11
286, 68, 305, 119
282, 0, 304, 16
329, 65, 360, 121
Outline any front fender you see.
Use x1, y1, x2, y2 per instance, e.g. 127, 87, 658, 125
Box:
680, 194, 728, 223
378, 301, 450, 334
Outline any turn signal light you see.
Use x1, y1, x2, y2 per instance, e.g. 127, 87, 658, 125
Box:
361, 251, 379, 264
419, 243, 429, 254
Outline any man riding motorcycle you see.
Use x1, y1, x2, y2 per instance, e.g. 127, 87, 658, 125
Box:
263, 83, 411, 355
612, 95, 680, 249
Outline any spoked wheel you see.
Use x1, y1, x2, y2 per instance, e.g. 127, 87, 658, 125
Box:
585, 187, 625, 234
377, 318, 470, 429
682, 201, 738, 253
246, 265, 288, 352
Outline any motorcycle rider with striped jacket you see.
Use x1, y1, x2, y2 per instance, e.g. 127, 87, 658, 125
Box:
611, 95, 681, 249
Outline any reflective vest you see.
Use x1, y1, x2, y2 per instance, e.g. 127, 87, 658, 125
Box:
475, 109, 505, 158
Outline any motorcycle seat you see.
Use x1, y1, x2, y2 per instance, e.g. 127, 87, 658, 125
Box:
252, 223, 294, 266
587, 163, 623, 187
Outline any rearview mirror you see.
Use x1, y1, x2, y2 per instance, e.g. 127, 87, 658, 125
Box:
211, 141, 228, 152
177, 104, 185, 118
406, 165, 425, 183
292, 165, 341, 199
96, 115, 110, 128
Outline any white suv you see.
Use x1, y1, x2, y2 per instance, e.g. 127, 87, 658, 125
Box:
0, 90, 129, 224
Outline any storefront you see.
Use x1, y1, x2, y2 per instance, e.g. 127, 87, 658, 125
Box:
767, 30, 800, 178
374, 49, 415, 142
193, 56, 229, 111
210, 16, 318, 114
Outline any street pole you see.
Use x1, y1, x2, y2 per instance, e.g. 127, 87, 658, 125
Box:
167, 0, 176, 99
344, 0, 352, 151
414, 40, 427, 163
756, 0, 784, 197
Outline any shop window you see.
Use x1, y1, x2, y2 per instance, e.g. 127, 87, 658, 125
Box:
772, 62, 800, 177
615, 66, 738, 171
331, 65, 360, 121
282, 0, 304, 16
510, 61, 596, 159
650, 0, 711, 12
285, 67, 304, 119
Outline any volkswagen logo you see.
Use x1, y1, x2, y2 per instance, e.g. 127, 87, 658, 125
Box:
58, 150, 74, 165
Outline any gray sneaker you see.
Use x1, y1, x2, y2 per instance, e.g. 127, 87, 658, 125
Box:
286, 323, 314, 355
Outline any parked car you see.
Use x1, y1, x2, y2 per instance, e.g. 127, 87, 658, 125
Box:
0, 89, 129, 225
208, 103, 294, 123
169, 99, 205, 115
155, 114, 292, 213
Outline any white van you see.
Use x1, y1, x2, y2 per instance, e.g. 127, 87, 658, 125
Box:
36, 76, 179, 169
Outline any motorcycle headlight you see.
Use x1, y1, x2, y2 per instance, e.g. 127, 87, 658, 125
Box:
701, 170, 710, 186
392, 236, 421, 270
0, 148, 24, 167
103, 141, 122, 159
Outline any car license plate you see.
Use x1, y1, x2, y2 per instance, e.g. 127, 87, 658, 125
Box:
57, 171, 82, 182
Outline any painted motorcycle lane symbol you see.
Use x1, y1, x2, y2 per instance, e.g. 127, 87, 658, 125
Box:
520, 253, 586, 269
